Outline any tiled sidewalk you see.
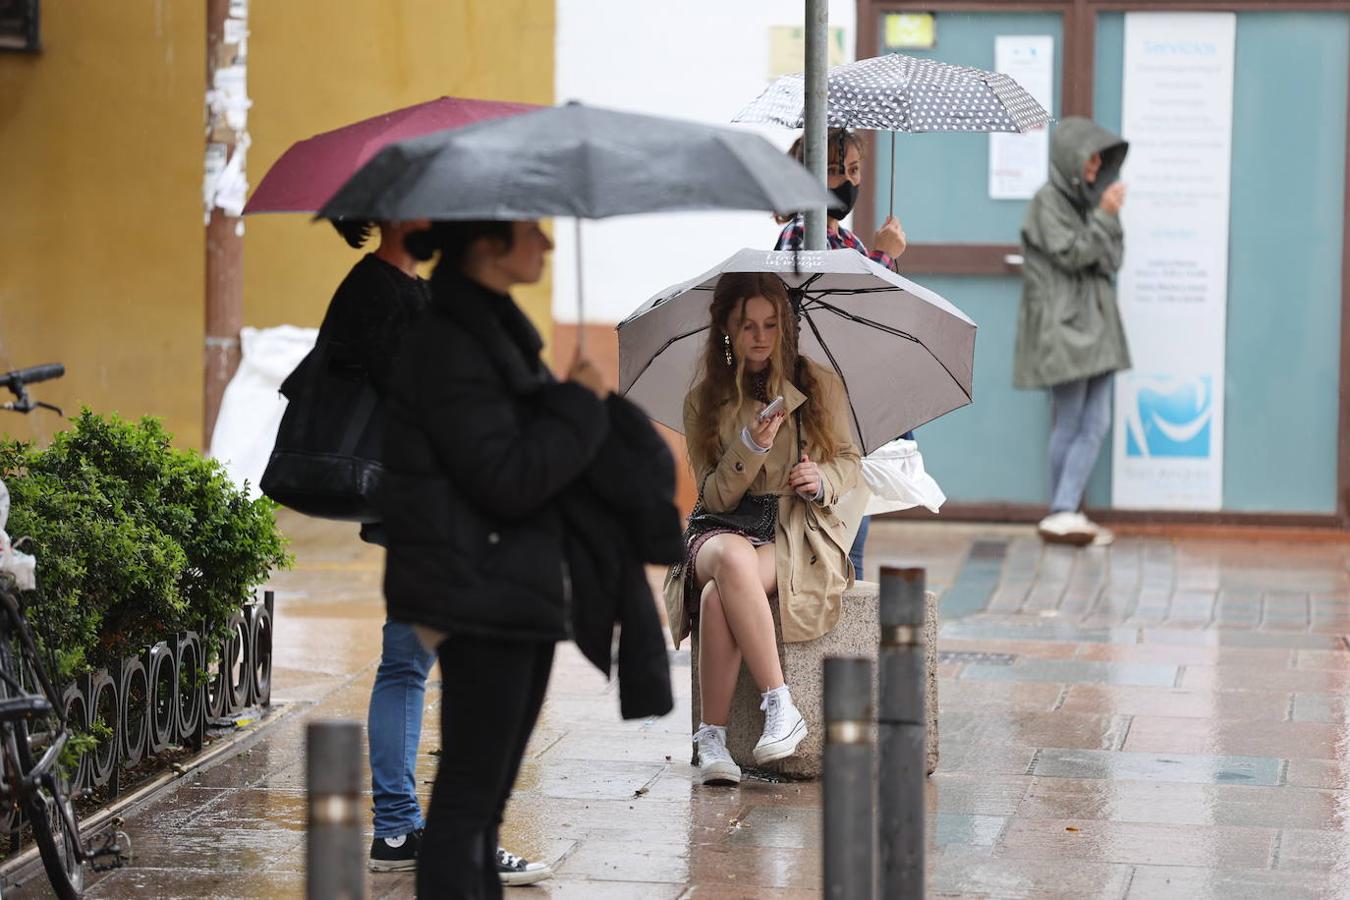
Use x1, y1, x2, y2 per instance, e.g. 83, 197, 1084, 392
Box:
23, 518, 1350, 899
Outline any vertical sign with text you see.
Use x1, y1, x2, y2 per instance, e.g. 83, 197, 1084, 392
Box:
1112, 12, 1236, 510
989, 35, 1054, 200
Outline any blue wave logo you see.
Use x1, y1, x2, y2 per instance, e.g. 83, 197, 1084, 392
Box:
1121, 375, 1213, 459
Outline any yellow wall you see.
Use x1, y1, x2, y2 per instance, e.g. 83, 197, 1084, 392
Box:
0, 1, 555, 449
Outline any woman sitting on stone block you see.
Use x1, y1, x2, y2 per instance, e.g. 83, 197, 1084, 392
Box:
664, 272, 861, 785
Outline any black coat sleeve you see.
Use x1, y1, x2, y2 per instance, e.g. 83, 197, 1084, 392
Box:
416, 339, 610, 520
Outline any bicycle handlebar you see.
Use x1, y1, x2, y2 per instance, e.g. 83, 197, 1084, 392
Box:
1, 364, 64, 390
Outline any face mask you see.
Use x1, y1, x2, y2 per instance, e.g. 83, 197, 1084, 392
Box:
829, 181, 858, 219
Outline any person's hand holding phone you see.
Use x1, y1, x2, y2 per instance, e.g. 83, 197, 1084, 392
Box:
749, 399, 786, 449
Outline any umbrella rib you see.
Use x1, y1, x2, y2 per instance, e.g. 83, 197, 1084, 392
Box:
804, 297, 974, 405
620, 323, 711, 393
799, 311, 867, 452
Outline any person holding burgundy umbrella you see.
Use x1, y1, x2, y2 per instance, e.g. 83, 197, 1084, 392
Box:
247, 97, 553, 884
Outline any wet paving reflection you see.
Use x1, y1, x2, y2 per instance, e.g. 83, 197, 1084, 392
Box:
6, 516, 1346, 898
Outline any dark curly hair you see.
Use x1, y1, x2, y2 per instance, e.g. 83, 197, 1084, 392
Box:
330, 218, 374, 249
404, 221, 515, 270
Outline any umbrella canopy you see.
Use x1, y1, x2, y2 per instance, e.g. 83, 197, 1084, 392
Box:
618, 248, 976, 455
317, 102, 840, 222
243, 96, 538, 214
734, 53, 1050, 134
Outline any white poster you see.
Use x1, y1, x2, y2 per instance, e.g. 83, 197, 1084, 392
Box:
1111, 13, 1236, 510
988, 35, 1053, 200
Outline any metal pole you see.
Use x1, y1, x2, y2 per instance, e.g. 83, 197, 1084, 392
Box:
878, 566, 926, 899
803, 0, 829, 251
823, 656, 874, 900
204, 0, 247, 449
307, 721, 365, 900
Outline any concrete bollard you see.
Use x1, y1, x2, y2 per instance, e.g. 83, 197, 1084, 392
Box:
823, 656, 874, 900
307, 721, 365, 900
878, 567, 927, 899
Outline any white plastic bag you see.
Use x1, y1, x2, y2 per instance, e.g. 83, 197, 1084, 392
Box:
209, 325, 319, 499
0, 480, 36, 591
860, 437, 946, 516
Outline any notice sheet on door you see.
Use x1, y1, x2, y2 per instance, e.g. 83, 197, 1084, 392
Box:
1111, 12, 1236, 510
988, 35, 1054, 200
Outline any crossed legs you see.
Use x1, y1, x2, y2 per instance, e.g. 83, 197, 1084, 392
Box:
694, 535, 781, 727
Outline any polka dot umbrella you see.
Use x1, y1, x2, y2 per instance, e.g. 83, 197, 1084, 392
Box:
734, 53, 1052, 214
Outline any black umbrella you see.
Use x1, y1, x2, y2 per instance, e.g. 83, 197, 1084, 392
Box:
318, 101, 839, 221
319, 102, 839, 336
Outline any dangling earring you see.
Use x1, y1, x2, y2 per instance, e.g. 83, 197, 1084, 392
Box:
723, 333, 733, 367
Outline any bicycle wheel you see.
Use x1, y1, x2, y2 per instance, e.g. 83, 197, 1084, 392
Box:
23, 767, 83, 899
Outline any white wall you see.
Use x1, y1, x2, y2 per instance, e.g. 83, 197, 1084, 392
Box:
553, 0, 857, 324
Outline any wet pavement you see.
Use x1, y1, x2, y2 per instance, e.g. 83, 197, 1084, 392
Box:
16, 513, 1350, 898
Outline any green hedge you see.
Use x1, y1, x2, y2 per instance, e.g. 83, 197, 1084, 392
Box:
0, 411, 291, 677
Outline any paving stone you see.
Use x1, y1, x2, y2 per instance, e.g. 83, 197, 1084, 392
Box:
996, 817, 1276, 868
962, 659, 1179, 688
1125, 865, 1349, 900
1030, 749, 1282, 786
1059, 684, 1291, 721
1123, 716, 1340, 760
1016, 777, 1346, 830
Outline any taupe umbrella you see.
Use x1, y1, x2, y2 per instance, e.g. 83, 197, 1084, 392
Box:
618, 249, 976, 455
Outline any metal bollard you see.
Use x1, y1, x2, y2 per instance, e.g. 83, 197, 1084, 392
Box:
307, 721, 366, 900
878, 566, 927, 899
823, 656, 874, 900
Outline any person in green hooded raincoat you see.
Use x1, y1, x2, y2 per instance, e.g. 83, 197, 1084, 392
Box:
1014, 117, 1130, 546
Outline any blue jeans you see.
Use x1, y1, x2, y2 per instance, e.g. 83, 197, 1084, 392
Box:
1049, 373, 1113, 513
849, 515, 870, 579
368, 619, 437, 838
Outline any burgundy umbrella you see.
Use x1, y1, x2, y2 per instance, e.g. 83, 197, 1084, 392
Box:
243, 95, 539, 215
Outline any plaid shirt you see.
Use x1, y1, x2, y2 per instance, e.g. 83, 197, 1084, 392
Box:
775, 214, 895, 271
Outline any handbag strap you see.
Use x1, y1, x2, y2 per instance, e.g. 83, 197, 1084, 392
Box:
338, 385, 378, 456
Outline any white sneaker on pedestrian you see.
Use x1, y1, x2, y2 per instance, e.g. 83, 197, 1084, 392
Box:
753, 687, 807, 765
496, 846, 552, 885
694, 723, 741, 785
1037, 511, 1097, 547
1090, 524, 1115, 547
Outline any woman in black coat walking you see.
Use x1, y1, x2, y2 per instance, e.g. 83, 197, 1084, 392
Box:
381, 218, 608, 898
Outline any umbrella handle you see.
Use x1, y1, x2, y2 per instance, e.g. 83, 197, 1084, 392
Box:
575, 217, 585, 354
888, 131, 895, 220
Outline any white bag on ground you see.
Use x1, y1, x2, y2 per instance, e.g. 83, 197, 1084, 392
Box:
209, 325, 318, 499
0, 481, 35, 591
860, 437, 946, 516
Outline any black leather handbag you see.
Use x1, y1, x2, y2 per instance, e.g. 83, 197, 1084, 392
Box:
685, 492, 778, 544
260, 340, 384, 522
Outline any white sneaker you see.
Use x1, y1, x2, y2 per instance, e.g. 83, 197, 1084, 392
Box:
753, 688, 807, 765
1037, 511, 1097, 547
694, 724, 741, 785
1090, 524, 1115, 547
496, 846, 552, 886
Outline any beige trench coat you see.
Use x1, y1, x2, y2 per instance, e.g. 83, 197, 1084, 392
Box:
664, 359, 863, 646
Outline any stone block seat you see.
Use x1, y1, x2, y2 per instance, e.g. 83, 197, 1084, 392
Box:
690, 581, 939, 779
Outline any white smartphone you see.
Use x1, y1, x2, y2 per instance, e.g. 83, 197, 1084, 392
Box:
757, 395, 786, 422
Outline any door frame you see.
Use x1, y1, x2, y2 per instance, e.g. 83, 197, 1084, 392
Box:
856, 0, 1350, 528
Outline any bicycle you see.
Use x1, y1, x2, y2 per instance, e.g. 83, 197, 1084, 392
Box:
0, 363, 129, 898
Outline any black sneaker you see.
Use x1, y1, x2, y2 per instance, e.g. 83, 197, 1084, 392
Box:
369, 828, 423, 872
497, 846, 552, 885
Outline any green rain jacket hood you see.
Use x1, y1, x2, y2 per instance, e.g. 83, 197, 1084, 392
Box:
1013, 117, 1132, 389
